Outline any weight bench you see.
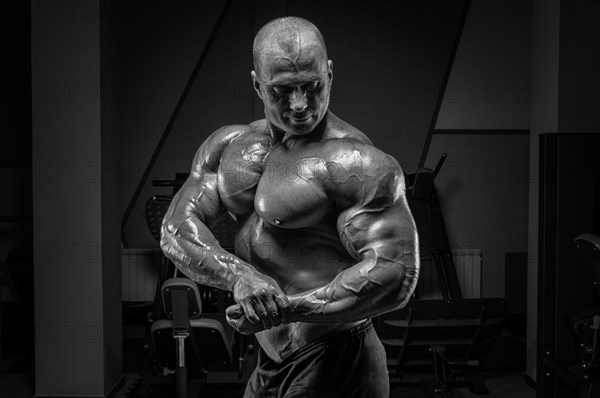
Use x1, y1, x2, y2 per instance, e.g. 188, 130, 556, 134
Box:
149, 277, 238, 398
379, 298, 507, 397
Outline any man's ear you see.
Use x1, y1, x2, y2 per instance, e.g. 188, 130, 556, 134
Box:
251, 71, 263, 99
327, 60, 333, 80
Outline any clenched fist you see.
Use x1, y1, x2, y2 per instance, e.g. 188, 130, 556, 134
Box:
231, 270, 291, 331
226, 304, 266, 335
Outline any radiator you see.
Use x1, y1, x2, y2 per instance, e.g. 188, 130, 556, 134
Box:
121, 248, 163, 302
418, 249, 482, 300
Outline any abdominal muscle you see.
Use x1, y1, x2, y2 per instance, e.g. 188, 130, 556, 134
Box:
234, 211, 364, 363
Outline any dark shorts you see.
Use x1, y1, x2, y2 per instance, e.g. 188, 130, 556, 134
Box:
243, 320, 389, 398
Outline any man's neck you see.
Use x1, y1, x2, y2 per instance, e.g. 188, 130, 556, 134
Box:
267, 112, 330, 149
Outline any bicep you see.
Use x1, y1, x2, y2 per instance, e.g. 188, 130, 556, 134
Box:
336, 158, 418, 262
338, 193, 417, 263
164, 169, 223, 229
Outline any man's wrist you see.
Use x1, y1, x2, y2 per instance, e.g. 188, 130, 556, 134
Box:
227, 271, 241, 292
284, 295, 313, 323
228, 261, 255, 291
282, 309, 297, 324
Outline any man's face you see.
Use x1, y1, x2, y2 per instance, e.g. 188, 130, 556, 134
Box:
252, 39, 332, 137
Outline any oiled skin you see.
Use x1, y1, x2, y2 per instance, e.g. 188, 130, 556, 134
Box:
161, 110, 419, 362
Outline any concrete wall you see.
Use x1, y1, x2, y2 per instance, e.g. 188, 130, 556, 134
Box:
426, 134, 530, 299
437, 0, 531, 130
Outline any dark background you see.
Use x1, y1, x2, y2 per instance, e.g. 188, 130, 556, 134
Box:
3, 0, 600, 396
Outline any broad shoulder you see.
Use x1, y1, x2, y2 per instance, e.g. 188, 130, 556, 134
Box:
316, 113, 401, 182
192, 123, 261, 173
318, 137, 405, 210
319, 137, 399, 175
201, 124, 253, 151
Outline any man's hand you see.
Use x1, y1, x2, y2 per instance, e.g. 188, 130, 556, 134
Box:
226, 304, 267, 335
232, 271, 291, 330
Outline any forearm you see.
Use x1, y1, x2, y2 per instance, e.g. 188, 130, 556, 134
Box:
287, 249, 419, 323
161, 217, 255, 292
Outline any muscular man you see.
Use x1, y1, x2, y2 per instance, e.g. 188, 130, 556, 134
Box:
161, 16, 419, 397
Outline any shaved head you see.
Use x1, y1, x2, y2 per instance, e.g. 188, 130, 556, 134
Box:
251, 17, 333, 137
253, 17, 328, 75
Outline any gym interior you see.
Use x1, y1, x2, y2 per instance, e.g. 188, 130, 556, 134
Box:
2, 0, 600, 397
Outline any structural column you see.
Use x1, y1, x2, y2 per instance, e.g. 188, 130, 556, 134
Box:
527, 0, 560, 383
31, 0, 122, 396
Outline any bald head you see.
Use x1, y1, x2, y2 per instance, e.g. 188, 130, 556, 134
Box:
251, 17, 333, 137
253, 17, 328, 75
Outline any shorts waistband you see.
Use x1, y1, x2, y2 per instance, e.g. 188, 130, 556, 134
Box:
284, 320, 373, 363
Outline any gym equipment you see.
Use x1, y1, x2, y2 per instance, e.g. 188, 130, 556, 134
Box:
406, 153, 463, 300
542, 234, 600, 398
537, 133, 600, 398
139, 191, 251, 397
379, 298, 506, 397
150, 277, 234, 398
574, 234, 600, 299
379, 152, 510, 397
411, 153, 447, 201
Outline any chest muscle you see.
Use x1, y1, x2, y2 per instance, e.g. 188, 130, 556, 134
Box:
217, 135, 270, 215
217, 136, 332, 228
254, 154, 331, 229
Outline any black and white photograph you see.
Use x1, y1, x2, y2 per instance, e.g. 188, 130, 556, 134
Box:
2, 0, 599, 397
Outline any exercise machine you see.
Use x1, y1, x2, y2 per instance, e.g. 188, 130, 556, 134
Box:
378, 153, 508, 396
406, 153, 463, 300
149, 277, 240, 398
138, 191, 252, 397
380, 298, 506, 397
542, 234, 600, 398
